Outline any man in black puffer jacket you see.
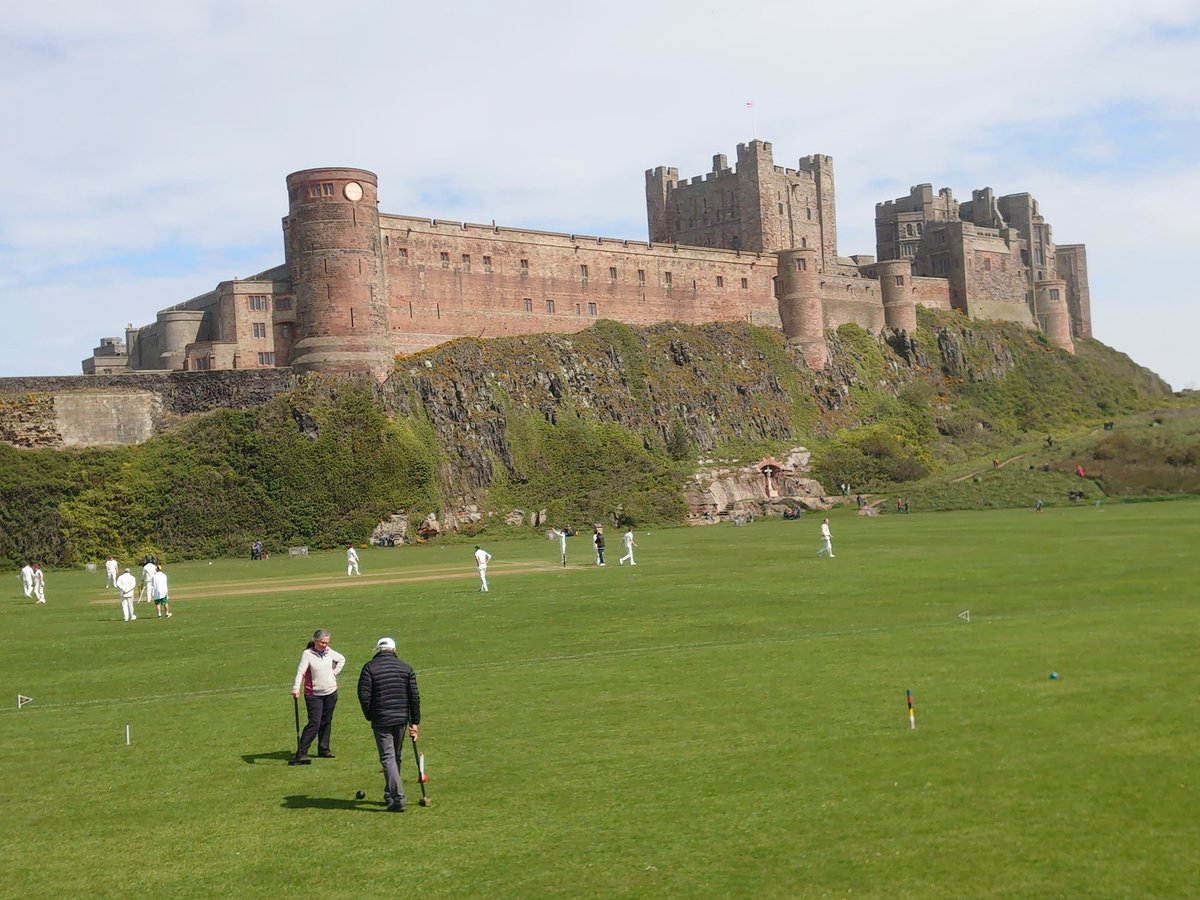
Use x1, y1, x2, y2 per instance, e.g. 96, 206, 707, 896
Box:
357, 637, 422, 812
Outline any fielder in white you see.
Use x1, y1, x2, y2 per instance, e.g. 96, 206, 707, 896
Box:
115, 567, 138, 622
550, 528, 568, 567
347, 545, 360, 577
138, 560, 157, 603
20, 563, 34, 598
151, 565, 172, 618
33, 565, 46, 603
618, 528, 638, 566
104, 556, 119, 589
474, 545, 492, 592
816, 517, 836, 558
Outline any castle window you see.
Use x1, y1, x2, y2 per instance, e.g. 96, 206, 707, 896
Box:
895, 275, 904, 286
322, 183, 334, 196
1037, 271, 1044, 280
440, 252, 450, 268
520, 258, 529, 275
983, 258, 992, 272
609, 266, 617, 282
801, 238, 807, 248
462, 254, 471, 271
795, 259, 806, 272
523, 297, 532, 313
398, 248, 408, 261
637, 269, 646, 286
308, 185, 322, 199
248, 295, 268, 311
717, 275, 725, 287
806, 208, 813, 221
580, 264, 588, 282
741, 278, 749, 289
1050, 289, 1060, 301
588, 302, 597, 316
193, 357, 211, 371
384, 236, 389, 248
546, 299, 555, 314
274, 298, 292, 311
483, 256, 492, 273
252, 323, 267, 338
935, 231, 946, 245
576, 304, 582, 315
281, 324, 291, 338
257, 351, 275, 366
1035, 248, 1045, 265
906, 224, 914, 237
663, 271, 672, 288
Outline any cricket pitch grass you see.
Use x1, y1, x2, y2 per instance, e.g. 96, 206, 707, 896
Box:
3, 501, 1198, 898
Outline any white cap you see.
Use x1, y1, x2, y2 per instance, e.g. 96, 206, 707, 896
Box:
375, 637, 396, 652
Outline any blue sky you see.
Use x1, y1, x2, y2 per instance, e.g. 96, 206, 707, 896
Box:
1, 0, 1198, 389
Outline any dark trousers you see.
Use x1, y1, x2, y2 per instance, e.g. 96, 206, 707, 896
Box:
297, 691, 338, 758
372, 722, 408, 807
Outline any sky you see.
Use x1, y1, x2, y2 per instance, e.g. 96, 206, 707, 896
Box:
2, 0, 1198, 389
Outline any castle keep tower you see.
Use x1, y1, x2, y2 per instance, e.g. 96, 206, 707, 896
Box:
284, 167, 392, 378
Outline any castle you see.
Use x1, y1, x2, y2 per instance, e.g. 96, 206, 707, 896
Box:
82, 139, 1091, 378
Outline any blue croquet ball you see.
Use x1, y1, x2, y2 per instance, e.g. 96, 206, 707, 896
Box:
1049, 672, 1059, 680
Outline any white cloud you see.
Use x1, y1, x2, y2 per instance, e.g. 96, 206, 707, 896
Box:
1, 0, 1198, 388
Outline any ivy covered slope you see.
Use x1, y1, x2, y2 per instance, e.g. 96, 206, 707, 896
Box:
0, 309, 1181, 567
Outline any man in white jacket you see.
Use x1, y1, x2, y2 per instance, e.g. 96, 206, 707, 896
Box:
20, 563, 34, 598
347, 545, 360, 577
115, 567, 138, 622
618, 528, 637, 566
290, 629, 346, 765
32, 565, 46, 603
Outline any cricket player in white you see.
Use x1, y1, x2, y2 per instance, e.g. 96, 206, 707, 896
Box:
550, 528, 568, 567
474, 545, 491, 592
816, 517, 835, 558
151, 565, 172, 618
139, 560, 157, 603
115, 567, 138, 622
347, 545, 360, 577
33, 565, 46, 603
20, 563, 35, 598
618, 528, 637, 566
104, 556, 119, 588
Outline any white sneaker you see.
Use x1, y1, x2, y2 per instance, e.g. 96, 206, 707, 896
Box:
131, 615, 137, 621
166, 612, 172, 618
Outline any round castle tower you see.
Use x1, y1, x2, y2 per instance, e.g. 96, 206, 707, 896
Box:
877, 259, 917, 334
284, 167, 392, 378
1034, 279, 1074, 353
776, 248, 827, 369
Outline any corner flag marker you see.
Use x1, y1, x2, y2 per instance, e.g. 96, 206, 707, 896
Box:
17, 694, 32, 709
958, 609, 971, 622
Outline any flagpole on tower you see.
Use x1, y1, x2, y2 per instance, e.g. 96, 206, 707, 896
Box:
746, 100, 757, 138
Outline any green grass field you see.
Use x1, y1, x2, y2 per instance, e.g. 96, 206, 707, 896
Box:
3, 502, 1198, 898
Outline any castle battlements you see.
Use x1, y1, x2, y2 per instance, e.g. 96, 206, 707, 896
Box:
83, 137, 1091, 378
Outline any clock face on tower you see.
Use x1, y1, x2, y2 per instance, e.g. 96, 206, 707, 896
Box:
343, 181, 363, 202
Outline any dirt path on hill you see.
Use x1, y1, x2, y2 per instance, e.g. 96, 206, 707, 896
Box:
948, 454, 1026, 483
87, 560, 564, 604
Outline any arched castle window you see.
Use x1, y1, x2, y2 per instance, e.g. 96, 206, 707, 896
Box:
906, 224, 914, 237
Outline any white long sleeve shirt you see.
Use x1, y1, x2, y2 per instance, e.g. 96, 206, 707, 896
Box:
294, 647, 346, 697
115, 571, 137, 600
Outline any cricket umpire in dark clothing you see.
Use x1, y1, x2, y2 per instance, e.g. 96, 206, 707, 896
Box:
358, 637, 421, 812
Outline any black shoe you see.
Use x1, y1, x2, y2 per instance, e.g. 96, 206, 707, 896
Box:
318, 752, 336, 759
288, 757, 312, 766
388, 801, 407, 812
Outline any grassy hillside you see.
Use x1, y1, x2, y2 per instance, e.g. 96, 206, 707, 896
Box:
0, 316, 1189, 567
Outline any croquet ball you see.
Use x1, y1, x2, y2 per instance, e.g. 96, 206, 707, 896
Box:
355, 790, 365, 799
1049, 672, 1059, 680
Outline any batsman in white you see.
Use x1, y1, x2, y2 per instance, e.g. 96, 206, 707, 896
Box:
550, 528, 568, 567
138, 559, 157, 603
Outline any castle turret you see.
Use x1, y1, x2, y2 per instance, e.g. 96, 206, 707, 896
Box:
776, 248, 826, 368
877, 259, 917, 333
284, 167, 392, 378
1034, 279, 1074, 353
645, 166, 679, 244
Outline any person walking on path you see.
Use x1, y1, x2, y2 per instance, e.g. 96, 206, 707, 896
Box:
347, 545, 361, 577
816, 518, 836, 558
151, 564, 172, 618
618, 528, 637, 566
20, 563, 34, 599
474, 545, 492, 592
104, 556, 119, 589
550, 528, 568, 567
115, 567, 138, 622
32, 565, 46, 603
290, 629, 346, 765
138, 559, 157, 604
357, 637, 421, 812
593, 526, 606, 566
